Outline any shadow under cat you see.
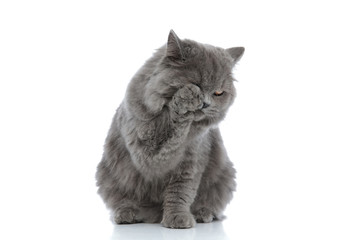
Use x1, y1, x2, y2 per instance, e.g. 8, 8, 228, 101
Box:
111, 221, 230, 240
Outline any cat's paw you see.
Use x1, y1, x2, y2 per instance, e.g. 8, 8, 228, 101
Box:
113, 208, 136, 224
194, 208, 215, 223
170, 84, 204, 120
161, 212, 196, 229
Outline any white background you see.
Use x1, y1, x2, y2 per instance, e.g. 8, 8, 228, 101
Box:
0, 1, 359, 239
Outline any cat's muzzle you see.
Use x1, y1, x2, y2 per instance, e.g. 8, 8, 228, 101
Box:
202, 102, 210, 109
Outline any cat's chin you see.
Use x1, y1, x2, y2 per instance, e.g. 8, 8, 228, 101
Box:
193, 110, 206, 122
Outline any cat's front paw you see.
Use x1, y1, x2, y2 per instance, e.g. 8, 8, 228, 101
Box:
169, 84, 204, 121
161, 212, 196, 229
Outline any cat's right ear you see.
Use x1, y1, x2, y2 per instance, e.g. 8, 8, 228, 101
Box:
166, 30, 186, 62
226, 47, 245, 64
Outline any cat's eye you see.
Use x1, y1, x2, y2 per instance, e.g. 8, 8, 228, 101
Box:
214, 90, 224, 96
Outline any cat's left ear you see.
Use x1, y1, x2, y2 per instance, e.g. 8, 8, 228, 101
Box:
166, 30, 186, 61
226, 47, 245, 64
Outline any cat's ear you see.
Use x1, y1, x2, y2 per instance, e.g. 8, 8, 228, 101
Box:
166, 30, 186, 61
226, 47, 245, 64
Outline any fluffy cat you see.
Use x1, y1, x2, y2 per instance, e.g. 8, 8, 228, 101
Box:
96, 30, 244, 229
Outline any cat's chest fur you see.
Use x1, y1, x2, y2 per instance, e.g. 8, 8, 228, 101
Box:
110, 109, 211, 204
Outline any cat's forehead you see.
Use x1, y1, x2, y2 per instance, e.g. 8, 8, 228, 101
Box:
191, 44, 233, 86
196, 44, 231, 64
161, 40, 235, 89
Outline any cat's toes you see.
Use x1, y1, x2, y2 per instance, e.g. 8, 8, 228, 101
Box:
194, 208, 215, 223
113, 208, 136, 224
162, 212, 196, 229
171, 84, 204, 115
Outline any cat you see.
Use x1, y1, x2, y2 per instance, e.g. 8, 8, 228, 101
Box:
96, 30, 244, 229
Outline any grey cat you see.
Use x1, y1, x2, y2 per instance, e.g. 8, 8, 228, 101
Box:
96, 30, 244, 229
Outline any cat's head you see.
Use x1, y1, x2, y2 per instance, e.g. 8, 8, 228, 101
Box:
145, 30, 244, 126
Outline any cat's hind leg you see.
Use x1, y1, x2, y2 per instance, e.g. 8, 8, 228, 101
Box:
112, 201, 163, 224
191, 161, 236, 223
112, 200, 139, 224
193, 207, 215, 223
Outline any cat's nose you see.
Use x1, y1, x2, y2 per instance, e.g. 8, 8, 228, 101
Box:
202, 102, 210, 109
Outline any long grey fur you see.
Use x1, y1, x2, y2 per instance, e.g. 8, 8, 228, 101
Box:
96, 30, 245, 229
